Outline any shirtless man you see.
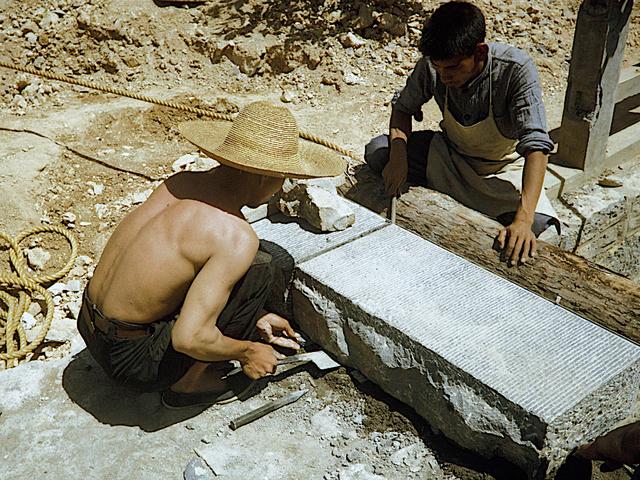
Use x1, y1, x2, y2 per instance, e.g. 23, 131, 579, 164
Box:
77, 101, 345, 408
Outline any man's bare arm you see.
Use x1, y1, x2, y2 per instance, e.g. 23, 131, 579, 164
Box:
383, 107, 413, 197
497, 150, 547, 265
171, 229, 281, 378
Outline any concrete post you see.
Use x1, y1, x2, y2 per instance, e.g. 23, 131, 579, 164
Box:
555, 0, 633, 172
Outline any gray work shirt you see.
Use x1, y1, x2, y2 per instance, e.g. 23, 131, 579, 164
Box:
393, 42, 554, 157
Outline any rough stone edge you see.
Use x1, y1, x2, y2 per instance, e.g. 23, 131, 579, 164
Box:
543, 360, 640, 476
291, 271, 549, 478
291, 269, 640, 479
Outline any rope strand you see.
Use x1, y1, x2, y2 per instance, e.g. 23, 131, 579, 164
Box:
0, 61, 359, 161
0, 227, 78, 368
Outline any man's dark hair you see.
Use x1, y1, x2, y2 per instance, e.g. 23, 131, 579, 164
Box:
419, 1, 486, 60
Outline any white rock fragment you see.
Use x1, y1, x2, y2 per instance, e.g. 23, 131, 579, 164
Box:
131, 189, 152, 205
62, 212, 77, 224
66, 279, 82, 292
343, 71, 365, 85
280, 91, 297, 103
193, 156, 219, 171
95, 204, 108, 219
12, 95, 27, 109
87, 181, 104, 195
26, 247, 51, 271
69, 266, 84, 277
47, 283, 66, 295
45, 313, 78, 343
75, 255, 93, 267
39, 10, 59, 29
20, 312, 37, 330
339, 32, 366, 48
172, 154, 198, 172
66, 299, 82, 319
337, 464, 384, 480
276, 179, 355, 232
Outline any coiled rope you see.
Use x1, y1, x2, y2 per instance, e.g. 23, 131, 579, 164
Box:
0, 226, 78, 368
0, 61, 359, 161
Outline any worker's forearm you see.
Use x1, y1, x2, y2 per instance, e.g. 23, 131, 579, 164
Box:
173, 325, 253, 363
515, 150, 548, 225
389, 107, 412, 144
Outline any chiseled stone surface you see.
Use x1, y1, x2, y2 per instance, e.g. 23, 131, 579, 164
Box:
252, 199, 387, 317
291, 225, 640, 479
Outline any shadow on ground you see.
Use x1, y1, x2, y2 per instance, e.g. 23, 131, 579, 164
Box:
62, 347, 310, 433
62, 349, 208, 432
200, 0, 427, 43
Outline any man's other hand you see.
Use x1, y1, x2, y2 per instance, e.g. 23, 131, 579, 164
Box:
382, 150, 408, 197
241, 342, 284, 379
256, 312, 302, 350
497, 219, 536, 266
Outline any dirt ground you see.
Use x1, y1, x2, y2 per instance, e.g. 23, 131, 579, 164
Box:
1, 1, 639, 479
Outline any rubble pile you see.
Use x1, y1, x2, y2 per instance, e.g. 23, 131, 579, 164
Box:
2, 0, 639, 114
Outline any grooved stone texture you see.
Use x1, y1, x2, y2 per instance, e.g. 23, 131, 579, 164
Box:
252, 199, 387, 316
286, 225, 640, 479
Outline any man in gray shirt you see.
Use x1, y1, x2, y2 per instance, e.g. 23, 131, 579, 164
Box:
365, 1, 559, 266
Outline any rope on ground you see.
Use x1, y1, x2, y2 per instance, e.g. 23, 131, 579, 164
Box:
0, 226, 78, 368
0, 61, 360, 162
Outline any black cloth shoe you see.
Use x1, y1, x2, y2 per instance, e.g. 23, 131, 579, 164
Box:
161, 373, 255, 409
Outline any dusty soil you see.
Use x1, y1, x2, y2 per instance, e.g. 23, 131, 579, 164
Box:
1, 0, 639, 479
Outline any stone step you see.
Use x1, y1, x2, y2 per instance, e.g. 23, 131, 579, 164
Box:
257, 213, 640, 479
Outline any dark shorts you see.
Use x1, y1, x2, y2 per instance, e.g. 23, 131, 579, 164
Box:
77, 249, 275, 392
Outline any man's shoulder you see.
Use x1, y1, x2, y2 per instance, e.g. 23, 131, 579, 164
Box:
490, 42, 533, 68
173, 201, 258, 255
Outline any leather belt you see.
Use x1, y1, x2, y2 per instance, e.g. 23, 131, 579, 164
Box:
88, 303, 151, 339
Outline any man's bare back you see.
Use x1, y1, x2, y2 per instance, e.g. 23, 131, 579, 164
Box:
88, 170, 256, 324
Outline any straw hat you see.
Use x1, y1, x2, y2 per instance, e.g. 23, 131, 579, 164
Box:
178, 101, 346, 179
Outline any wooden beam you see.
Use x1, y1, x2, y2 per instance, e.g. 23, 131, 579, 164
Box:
343, 168, 640, 345
556, 0, 633, 173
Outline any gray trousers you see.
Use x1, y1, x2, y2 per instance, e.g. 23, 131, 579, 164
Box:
364, 133, 560, 237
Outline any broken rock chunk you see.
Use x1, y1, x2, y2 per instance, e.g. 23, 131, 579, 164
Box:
26, 247, 51, 271
172, 153, 198, 172
339, 32, 366, 48
61, 212, 77, 225
276, 179, 355, 232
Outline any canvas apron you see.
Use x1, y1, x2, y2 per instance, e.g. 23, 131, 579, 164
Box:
426, 66, 558, 222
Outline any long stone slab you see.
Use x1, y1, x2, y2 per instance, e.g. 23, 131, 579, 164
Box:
252, 199, 387, 316
289, 225, 640, 479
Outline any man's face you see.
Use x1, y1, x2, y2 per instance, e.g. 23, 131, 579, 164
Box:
250, 176, 285, 207
431, 45, 486, 88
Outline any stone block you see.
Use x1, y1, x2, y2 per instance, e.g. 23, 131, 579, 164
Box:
575, 220, 625, 259
592, 232, 640, 281
252, 199, 386, 317
291, 225, 640, 478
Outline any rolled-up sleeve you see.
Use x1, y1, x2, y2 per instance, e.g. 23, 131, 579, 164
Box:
508, 59, 555, 156
392, 57, 433, 116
